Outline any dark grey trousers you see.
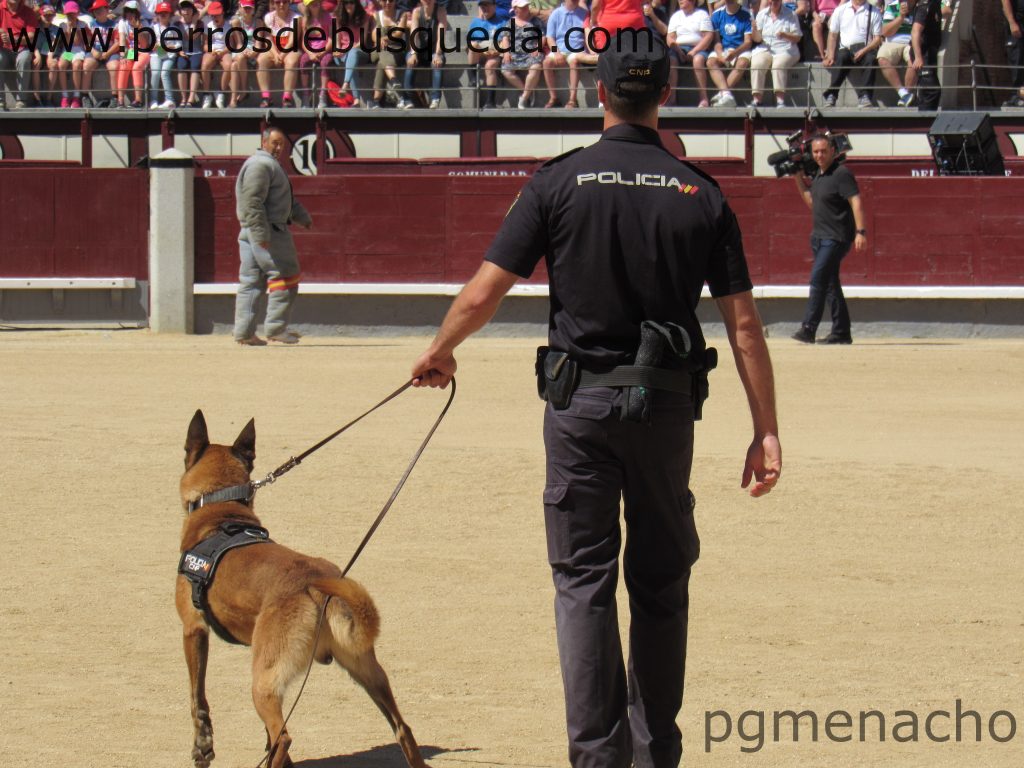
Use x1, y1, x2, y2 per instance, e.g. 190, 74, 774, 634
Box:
543, 387, 700, 768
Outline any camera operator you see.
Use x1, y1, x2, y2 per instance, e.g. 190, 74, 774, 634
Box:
791, 134, 865, 344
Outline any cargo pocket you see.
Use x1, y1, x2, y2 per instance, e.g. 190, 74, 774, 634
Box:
542, 482, 572, 568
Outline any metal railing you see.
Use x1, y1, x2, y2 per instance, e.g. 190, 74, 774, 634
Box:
2, 60, 1024, 111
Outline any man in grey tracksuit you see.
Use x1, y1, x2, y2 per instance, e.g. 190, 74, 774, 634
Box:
233, 128, 313, 345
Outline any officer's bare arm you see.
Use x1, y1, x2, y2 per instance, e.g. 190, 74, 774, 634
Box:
411, 261, 520, 387
715, 290, 781, 497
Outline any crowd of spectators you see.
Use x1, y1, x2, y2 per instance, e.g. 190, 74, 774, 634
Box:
1, 0, 1022, 109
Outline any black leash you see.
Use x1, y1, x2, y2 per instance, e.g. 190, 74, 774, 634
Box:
254, 377, 456, 768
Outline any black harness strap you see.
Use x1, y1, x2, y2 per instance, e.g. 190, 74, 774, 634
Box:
178, 521, 272, 645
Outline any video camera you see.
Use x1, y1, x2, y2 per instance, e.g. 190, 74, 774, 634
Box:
767, 130, 853, 178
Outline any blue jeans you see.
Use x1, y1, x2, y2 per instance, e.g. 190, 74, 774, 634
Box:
342, 47, 370, 101
801, 236, 851, 337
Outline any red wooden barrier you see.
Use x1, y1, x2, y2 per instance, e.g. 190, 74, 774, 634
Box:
196, 172, 1024, 287
0, 169, 148, 279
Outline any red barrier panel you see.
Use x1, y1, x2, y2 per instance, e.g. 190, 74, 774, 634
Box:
0, 169, 148, 279
195, 172, 1024, 286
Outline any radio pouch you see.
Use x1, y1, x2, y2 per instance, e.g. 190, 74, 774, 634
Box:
535, 346, 580, 410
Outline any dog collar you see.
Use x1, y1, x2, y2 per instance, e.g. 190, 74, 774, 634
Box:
188, 483, 254, 514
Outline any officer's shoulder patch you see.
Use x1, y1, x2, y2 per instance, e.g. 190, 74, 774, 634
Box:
675, 159, 723, 191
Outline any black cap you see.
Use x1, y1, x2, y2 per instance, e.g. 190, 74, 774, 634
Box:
597, 29, 669, 98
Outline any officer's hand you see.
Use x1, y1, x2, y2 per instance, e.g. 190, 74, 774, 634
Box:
742, 433, 781, 498
411, 350, 457, 389
854, 232, 867, 252
1011, 22, 1022, 39
911, 56, 923, 71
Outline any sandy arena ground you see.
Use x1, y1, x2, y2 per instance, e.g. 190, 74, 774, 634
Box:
2, 329, 1023, 768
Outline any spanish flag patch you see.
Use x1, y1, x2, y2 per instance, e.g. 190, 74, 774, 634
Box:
679, 184, 700, 196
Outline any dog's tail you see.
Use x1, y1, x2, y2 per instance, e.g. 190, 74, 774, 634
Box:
310, 577, 381, 656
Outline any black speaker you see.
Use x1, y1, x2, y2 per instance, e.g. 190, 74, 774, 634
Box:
928, 112, 1005, 176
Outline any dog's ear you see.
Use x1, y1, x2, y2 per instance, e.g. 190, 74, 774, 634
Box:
232, 418, 256, 469
185, 409, 209, 469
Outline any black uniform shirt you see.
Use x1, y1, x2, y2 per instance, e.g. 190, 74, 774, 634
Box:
810, 161, 859, 244
484, 123, 753, 369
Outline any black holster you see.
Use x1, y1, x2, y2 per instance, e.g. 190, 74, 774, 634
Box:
536, 346, 580, 410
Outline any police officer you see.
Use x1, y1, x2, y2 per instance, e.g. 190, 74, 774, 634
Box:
791, 134, 864, 345
411, 29, 781, 768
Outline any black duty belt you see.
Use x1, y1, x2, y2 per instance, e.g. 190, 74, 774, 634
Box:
577, 365, 693, 394
177, 521, 272, 645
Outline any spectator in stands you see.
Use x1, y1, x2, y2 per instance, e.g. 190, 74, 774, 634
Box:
467, 0, 504, 108
55, 1, 88, 108
750, 0, 800, 107
542, 0, 588, 108
498, 0, 544, 108
530, 0, 559, 25
589, 0, 645, 51
0, 0, 38, 109
115, 1, 150, 108
200, 1, 232, 107
369, 0, 405, 108
878, 0, 928, 107
228, 0, 259, 107
82, 0, 119, 108
912, 0, 948, 109
300, 0, 333, 108
491, 0, 512, 23
257, 0, 302, 106
821, 0, 883, 108
1002, 0, 1024, 108
147, 2, 177, 107
706, 0, 753, 106
32, 4, 60, 107
335, 0, 376, 108
176, 0, 206, 107
642, 0, 675, 98
401, 0, 447, 109
811, 0, 841, 60
643, 0, 670, 39
667, 0, 714, 106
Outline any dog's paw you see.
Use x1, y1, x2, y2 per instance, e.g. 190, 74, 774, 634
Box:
191, 744, 215, 768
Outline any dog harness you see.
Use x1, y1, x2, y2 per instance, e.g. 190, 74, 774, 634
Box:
177, 520, 272, 645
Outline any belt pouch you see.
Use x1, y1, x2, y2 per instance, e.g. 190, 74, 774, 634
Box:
536, 346, 579, 410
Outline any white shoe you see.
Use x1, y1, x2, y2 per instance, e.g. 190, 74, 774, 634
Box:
517, 95, 528, 110
160, 99, 176, 109
429, 98, 441, 109
215, 93, 225, 109
710, 92, 723, 106
717, 92, 736, 107
201, 95, 213, 109
149, 100, 160, 109
398, 98, 414, 110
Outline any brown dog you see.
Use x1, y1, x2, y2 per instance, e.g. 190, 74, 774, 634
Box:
176, 410, 428, 768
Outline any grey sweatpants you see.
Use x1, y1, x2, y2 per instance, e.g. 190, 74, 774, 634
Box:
0, 48, 32, 104
543, 386, 699, 768
233, 230, 300, 340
